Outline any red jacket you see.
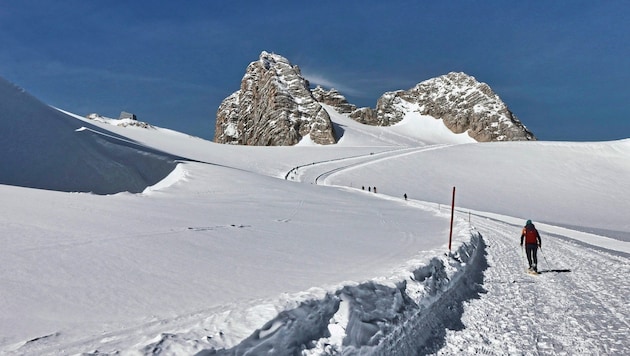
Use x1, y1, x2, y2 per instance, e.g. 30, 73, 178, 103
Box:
521, 224, 541, 246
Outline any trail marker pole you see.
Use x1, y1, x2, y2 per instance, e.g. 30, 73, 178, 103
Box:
448, 187, 456, 252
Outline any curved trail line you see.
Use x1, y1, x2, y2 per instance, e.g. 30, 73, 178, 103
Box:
284, 146, 415, 182
316, 145, 452, 186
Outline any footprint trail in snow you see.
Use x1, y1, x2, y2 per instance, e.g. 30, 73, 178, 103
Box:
438, 217, 630, 355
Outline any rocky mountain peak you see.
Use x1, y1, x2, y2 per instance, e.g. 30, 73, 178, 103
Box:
258, 50, 289, 70
351, 72, 535, 141
214, 51, 336, 146
215, 52, 535, 145
409, 72, 534, 141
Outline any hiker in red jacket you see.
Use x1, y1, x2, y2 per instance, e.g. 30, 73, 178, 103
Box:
520, 219, 542, 272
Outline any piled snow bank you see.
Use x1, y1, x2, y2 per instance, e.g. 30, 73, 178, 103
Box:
368, 231, 486, 355
191, 223, 485, 355
142, 163, 188, 194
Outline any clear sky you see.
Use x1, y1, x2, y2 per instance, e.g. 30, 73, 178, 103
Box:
1, 1, 628, 141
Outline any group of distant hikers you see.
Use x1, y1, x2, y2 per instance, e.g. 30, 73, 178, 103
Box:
361, 186, 377, 193
361, 186, 410, 201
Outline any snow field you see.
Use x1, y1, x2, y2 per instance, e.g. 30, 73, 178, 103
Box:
1, 80, 628, 354
1, 161, 477, 355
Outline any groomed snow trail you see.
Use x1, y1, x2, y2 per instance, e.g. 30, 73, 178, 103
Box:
438, 216, 630, 355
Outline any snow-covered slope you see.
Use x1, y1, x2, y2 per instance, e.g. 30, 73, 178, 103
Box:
0, 77, 180, 194
323, 139, 630, 236
324, 103, 475, 147
0, 78, 628, 355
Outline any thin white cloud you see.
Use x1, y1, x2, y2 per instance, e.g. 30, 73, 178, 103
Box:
300, 69, 364, 97
25, 60, 209, 93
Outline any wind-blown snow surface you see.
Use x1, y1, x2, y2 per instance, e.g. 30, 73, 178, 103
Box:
0, 78, 181, 194
1, 81, 628, 355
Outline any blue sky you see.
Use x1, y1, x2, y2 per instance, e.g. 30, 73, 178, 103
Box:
1, 1, 628, 141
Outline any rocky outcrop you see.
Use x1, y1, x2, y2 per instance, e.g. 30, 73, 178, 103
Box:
214, 52, 336, 146
350, 72, 535, 141
86, 113, 154, 129
311, 86, 382, 126
311, 86, 356, 114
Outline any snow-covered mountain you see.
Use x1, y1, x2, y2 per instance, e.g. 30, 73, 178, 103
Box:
215, 52, 534, 146
1, 76, 628, 355
351, 72, 535, 141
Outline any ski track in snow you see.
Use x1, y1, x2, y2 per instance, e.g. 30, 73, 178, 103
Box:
438, 216, 630, 355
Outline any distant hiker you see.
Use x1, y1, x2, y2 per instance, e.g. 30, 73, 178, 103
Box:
362, 186, 365, 190
404, 193, 407, 200
368, 187, 371, 192
373, 187, 377, 193
520, 219, 542, 272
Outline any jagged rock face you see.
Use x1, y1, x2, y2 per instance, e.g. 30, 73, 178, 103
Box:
311, 86, 357, 114
214, 52, 336, 146
348, 107, 378, 125
311, 86, 383, 126
351, 92, 406, 126
214, 92, 241, 144
351, 72, 535, 142
216, 52, 535, 144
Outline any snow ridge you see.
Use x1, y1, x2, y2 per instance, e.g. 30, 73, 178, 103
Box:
191, 225, 485, 355
0, 77, 181, 194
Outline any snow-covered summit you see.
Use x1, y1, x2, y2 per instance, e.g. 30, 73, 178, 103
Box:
258, 50, 291, 69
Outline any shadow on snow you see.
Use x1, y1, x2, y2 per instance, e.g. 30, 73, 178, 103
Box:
539, 269, 572, 274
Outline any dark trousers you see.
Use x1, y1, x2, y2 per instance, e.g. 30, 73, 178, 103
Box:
525, 244, 538, 269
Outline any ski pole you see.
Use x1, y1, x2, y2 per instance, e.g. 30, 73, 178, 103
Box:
540, 247, 551, 268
